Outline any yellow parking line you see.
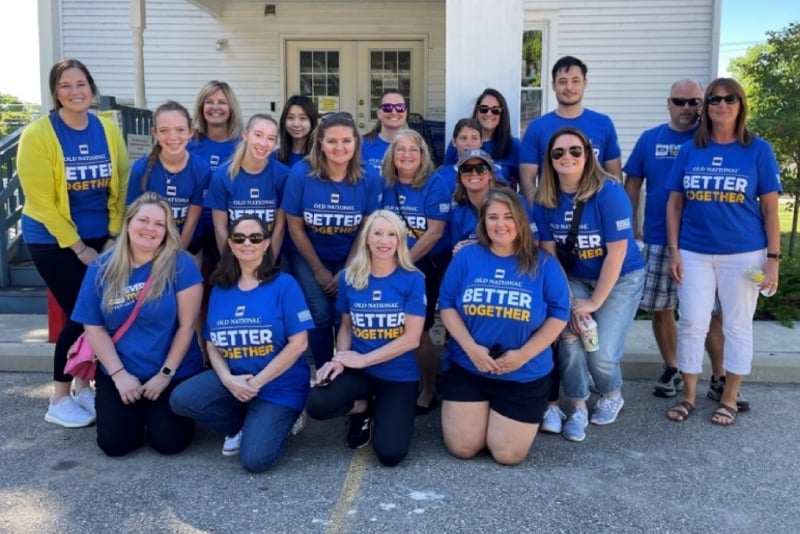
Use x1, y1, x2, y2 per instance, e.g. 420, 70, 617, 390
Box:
325, 448, 370, 534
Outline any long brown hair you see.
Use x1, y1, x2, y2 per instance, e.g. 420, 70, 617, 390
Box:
476, 188, 539, 275
48, 58, 99, 112
694, 77, 752, 148
536, 127, 606, 208
308, 113, 364, 184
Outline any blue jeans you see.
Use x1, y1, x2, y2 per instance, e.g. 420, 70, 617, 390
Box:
292, 254, 346, 366
559, 269, 645, 401
170, 369, 299, 473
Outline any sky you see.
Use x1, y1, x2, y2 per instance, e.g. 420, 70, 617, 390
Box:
0, 1, 799, 105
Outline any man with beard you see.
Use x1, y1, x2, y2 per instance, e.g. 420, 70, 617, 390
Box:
519, 56, 621, 205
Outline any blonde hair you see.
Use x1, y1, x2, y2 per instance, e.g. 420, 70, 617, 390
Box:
535, 127, 606, 208
98, 192, 182, 311
381, 129, 434, 189
193, 80, 242, 140
227, 114, 278, 180
345, 210, 418, 290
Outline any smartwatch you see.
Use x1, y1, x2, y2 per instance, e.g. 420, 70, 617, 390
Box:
160, 365, 175, 377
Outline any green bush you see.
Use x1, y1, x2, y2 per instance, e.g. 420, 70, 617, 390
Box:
755, 256, 800, 326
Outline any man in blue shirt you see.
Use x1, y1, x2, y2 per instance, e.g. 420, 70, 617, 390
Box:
519, 56, 621, 204
623, 79, 738, 407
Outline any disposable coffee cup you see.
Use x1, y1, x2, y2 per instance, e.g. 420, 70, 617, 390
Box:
579, 318, 599, 352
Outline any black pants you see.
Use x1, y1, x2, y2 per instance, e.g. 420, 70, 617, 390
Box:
94, 371, 195, 457
306, 370, 418, 467
28, 237, 107, 382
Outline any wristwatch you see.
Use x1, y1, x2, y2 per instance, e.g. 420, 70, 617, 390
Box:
160, 365, 175, 377
766, 252, 783, 261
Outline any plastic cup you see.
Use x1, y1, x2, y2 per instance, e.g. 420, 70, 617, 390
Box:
579, 318, 599, 352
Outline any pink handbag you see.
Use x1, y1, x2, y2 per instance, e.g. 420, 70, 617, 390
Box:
64, 276, 153, 380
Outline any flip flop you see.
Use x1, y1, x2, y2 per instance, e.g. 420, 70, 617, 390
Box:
710, 403, 737, 426
666, 400, 694, 422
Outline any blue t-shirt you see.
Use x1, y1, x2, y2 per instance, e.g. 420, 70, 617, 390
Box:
71, 251, 204, 381
449, 191, 533, 248
282, 160, 383, 261
665, 138, 782, 254
443, 137, 521, 186
336, 268, 426, 382
623, 123, 698, 245
204, 274, 314, 411
271, 150, 306, 168
204, 160, 289, 234
439, 245, 570, 382
532, 179, 645, 280
361, 136, 391, 174
519, 109, 621, 171
22, 113, 112, 244
381, 174, 452, 257
127, 153, 211, 231
187, 137, 238, 172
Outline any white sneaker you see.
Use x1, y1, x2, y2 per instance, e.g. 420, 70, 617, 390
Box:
222, 430, 242, 456
71, 388, 96, 418
290, 411, 306, 436
44, 396, 95, 428
540, 405, 567, 434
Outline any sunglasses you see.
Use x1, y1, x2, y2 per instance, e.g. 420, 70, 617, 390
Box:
670, 97, 702, 107
477, 105, 503, 116
230, 233, 266, 245
379, 103, 407, 113
459, 162, 490, 175
707, 94, 740, 106
550, 146, 584, 160
320, 111, 355, 123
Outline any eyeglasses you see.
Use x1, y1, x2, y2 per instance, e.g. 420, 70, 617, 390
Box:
670, 97, 702, 107
459, 162, 490, 175
550, 146, 584, 160
477, 105, 503, 116
379, 103, 407, 113
230, 233, 266, 244
395, 146, 421, 155
707, 94, 740, 106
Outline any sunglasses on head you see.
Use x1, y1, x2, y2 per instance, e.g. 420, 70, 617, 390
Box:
459, 162, 490, 175
230, 233, 266, 245
706, 94, 740, 106
550, 146, 585, 160
380, 103, 407, 113
670, 97, 702, 107
320, 111, 355, 123
477, 105, 503, 116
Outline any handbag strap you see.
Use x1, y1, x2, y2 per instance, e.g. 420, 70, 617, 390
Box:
563, 200, 585, 254
110, 275, 153, 343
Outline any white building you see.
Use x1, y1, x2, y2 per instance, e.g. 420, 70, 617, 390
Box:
37, 0, 721, 157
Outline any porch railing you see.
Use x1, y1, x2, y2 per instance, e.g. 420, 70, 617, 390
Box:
0, 98, 153, 288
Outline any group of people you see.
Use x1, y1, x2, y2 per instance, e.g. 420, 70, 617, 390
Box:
16, 54, 780, 471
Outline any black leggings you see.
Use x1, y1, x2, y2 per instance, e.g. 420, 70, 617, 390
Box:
28, 237, 107, 382
94, 371, 195, 457
306, 370, 418, 467
547, 341, 561, 402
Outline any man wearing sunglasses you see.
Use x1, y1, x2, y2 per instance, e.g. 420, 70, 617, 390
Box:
519, 56, 621, 205
623, 79, 730, 405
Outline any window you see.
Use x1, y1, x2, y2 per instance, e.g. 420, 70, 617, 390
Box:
520, 29, 543, 135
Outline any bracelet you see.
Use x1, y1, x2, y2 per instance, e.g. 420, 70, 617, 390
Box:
110, 367, 124, 377
75, 245, 88, 257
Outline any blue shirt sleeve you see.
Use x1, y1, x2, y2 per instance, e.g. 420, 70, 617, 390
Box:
281, 164, 306, 217
204, 166, 231, 211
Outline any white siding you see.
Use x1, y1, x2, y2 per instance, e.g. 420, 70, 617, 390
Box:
60, 0, 446, 120
524, 0, 717, 160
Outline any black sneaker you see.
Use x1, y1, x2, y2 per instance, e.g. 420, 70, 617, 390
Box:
653, 366, 683, 398
707, 375, 751, 412
345, 410, 373, 449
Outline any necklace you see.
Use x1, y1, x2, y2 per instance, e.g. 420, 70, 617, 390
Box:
559, 190, 577, 209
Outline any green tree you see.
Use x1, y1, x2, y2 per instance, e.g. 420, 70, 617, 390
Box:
730, 22, 800, 256
0, 93, 38, 138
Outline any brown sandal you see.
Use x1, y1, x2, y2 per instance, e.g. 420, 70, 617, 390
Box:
710, 403, 737, 426
667, 400, 694, 422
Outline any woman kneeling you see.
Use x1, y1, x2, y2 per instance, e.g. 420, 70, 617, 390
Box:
439, 188, 569, 465
171, 215, 313, 473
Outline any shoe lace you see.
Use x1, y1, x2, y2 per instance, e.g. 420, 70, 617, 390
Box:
596, 395, 621, 412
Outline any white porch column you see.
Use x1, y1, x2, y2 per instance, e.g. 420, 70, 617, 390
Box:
37, 0, 62, 109
130, 0, 146, 108
445, 0, 524, 141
